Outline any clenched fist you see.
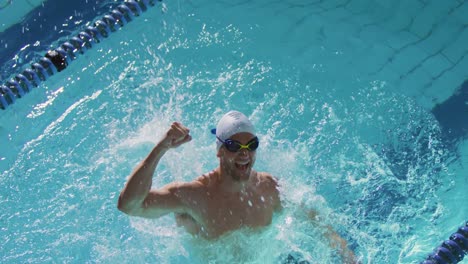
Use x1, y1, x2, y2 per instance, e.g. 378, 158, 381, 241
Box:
160, 122, 192, 149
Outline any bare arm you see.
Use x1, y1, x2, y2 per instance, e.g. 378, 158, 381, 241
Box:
117, 122, 192, 218
308, 210, 359, 264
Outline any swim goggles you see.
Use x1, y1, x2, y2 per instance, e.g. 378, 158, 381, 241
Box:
216, 136, 259, 152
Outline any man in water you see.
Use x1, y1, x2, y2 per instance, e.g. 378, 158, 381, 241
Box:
118, 111, 357, 263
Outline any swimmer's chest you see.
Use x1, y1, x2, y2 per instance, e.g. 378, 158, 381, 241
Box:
197, 190, 274, 231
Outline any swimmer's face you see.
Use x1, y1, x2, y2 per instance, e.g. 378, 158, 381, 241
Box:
218, 132, 257, 181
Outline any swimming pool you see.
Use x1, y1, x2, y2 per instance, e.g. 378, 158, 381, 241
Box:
1, 0, 467, 263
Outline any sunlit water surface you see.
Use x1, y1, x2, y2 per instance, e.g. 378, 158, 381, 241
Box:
1, 0, 466, 263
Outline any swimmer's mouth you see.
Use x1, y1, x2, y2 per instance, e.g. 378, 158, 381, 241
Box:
235, 161, 250, 171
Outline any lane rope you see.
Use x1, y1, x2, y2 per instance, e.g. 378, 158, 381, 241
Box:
0, 0, 158, 110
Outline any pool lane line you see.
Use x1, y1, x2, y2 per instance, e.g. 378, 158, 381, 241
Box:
421, 221, 468, 264
0, 0, 159, 110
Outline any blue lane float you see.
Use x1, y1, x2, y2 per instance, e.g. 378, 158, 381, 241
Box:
421, 221, 468, 264
0, 0, 158, 110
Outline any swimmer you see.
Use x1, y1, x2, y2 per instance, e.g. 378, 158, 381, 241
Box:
117, 110, 358, 263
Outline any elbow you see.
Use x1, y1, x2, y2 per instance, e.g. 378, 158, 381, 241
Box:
117, 198, 126, 213
117, 195, 128, 213
117, 194, 138, 216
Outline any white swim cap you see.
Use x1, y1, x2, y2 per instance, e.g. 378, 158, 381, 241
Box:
215, 111, 255, 150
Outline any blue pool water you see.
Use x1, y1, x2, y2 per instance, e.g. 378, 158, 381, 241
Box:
1, 0, 467, 263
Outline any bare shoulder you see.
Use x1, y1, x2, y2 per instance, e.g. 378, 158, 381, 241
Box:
127, 180, 206, 218
256, 172, 279, 188
165, 179, 205, 193
255, 172, 280, 195
256, 172, 281, 210
195, 170, 219, 187
148, 179, 205, 205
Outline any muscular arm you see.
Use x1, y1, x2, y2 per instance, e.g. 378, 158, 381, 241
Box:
308, 210, 359, 264
117, 122, 192, 218
117, 142, 168, 216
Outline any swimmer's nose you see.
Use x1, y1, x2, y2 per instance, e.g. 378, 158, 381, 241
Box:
238, 148, 249, 156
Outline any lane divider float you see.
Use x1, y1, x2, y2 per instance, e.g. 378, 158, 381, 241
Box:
422, 221, 468, 264
0, 0, 158, 110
